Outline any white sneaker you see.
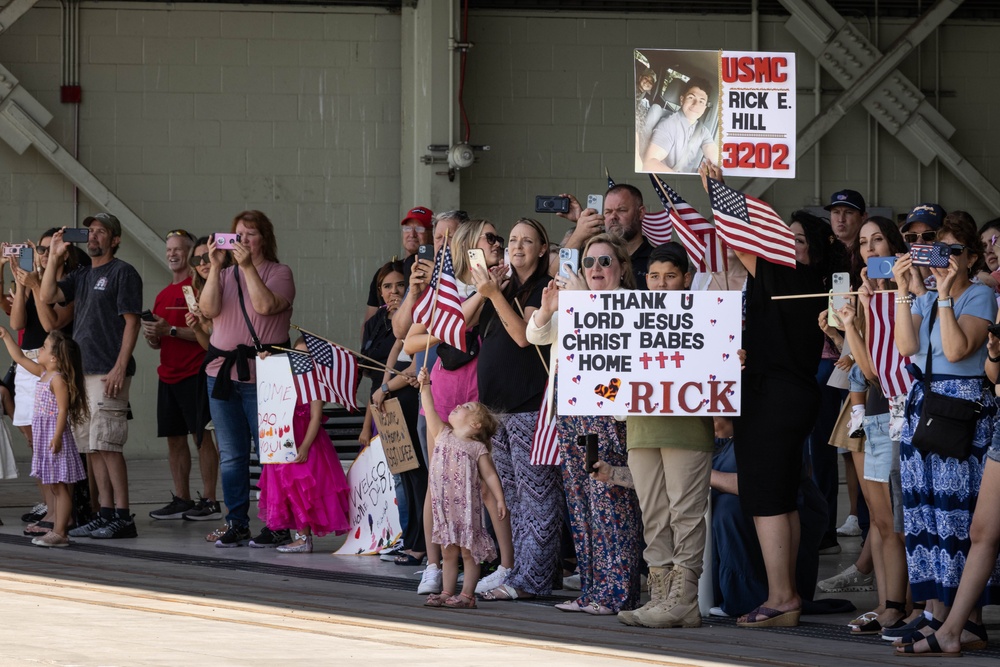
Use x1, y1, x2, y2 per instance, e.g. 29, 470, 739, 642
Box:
563, 573, 581, 591
836, 514, 862, 537
417, 564, 442, 594
817, 564, 875, 593
474, 565, 510, 594
847, 410, 865, 438
709, 606, 730, 618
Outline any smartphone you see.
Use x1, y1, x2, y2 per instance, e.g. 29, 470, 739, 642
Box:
63, 228, 90, 243
18, 247, 33, 272
988, 323, 1000, 339
214, 233, 241, 250
910, 242, 951, 268
831, 272, 850, 310
827, 294, 842, 328
503, 247, 512, 278
181, 285, 198, 312
417, 244, 434, 263
140, 309, 156, 322
467, 248, 487, 273
867, 255, 898, 280
535, 195, 571, 214
586, 194, 604, 213
559, 247, 579, 279
2, 244, 25, 257
585, 433, 599, 472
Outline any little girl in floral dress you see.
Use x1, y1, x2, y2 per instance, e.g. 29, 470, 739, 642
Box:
417, 368, 506, 609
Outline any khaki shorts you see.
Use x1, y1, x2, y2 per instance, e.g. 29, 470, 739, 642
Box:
73, 375, 130, 454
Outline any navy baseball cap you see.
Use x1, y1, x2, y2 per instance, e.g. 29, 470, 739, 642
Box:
824, 190, 866, 214
901, 203, 946, 231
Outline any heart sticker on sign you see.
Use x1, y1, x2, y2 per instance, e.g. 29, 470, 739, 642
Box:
572, 375, 581, 384
593, 378, 621, 402
568, 397, 578, 405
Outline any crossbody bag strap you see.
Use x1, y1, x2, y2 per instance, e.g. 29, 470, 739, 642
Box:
233, 266, 263, 352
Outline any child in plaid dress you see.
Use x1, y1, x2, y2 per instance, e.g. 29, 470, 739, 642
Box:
0, 328, 87, 547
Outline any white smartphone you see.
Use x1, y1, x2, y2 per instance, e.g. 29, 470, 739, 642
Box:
559, 247, 579, 279
467, 248, 487, 273
503, 247, 512, 278
181, 285, 199, 313
587, 194, 604, 213
831, 272, 850, 310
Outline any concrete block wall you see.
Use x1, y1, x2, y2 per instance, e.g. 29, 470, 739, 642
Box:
0, 3, 404, 458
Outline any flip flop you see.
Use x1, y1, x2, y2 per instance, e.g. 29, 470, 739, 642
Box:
478, 584, 534, 602
737, 605, 801, 628
895, 633, 961, 658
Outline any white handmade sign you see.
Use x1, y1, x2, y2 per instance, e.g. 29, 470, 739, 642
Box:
256, 354, 297, 463
334, 435, 403, 556
556, 290, 742, 416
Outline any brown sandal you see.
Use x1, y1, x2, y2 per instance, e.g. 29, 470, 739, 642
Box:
424, 591, 453, 607
444, 592, 477, 609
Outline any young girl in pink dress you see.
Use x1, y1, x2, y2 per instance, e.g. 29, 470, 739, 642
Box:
256, 338, 351, 553
417, 367, 507, 609
0, 328, 87, 547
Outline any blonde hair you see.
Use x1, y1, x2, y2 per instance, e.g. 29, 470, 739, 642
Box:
582, 233, 637, 290
465, 402, 499, 449
450, 219, 495, 283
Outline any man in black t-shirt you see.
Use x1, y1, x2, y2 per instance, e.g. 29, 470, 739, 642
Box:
40, 213, 143, 540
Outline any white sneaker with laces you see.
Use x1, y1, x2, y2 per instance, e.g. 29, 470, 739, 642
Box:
817, 564, 875, 593
417, 564, 442, 594
836, 514, 862, 537
474, 565, 510, 594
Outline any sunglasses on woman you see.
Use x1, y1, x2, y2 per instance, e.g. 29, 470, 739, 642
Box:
948, 244, 967, 256
903, 231, 937, 244
582, 255, 613, 269
189, 253, 210, 267
481, 232, 504, 247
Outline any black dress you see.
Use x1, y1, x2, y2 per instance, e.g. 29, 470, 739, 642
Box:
734, 259, 824, 517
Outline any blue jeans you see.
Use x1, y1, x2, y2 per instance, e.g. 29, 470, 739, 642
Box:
207, 376, 257, 528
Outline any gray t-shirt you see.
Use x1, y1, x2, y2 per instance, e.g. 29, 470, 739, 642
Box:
649, 111, 714, 173
59, 258, 143, 376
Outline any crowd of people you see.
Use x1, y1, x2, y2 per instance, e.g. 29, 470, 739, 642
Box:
2, 173, 1000, 656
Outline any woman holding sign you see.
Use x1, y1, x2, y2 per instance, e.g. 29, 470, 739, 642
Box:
467, 217, 561, 602
527, 233, 642, 616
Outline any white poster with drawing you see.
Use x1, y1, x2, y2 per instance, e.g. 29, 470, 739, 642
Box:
333, 435, 403, 556
256, 354, 297, 464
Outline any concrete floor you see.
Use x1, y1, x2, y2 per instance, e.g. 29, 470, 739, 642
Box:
0, 455, 996, 665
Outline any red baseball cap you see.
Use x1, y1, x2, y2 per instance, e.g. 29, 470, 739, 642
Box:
401, 206, 433, 228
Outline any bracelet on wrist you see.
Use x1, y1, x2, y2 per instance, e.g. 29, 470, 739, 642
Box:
896, 293, 914, 305
989, 353, 1000, 363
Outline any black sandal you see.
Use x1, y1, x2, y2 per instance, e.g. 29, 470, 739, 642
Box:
895, 632, 961, 657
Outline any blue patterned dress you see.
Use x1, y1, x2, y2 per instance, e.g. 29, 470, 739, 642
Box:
557, 411, 642, 612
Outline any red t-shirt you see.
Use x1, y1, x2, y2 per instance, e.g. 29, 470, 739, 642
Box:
153, 277, 206, 383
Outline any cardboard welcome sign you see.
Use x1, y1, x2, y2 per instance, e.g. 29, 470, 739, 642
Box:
371, 397, 419, 474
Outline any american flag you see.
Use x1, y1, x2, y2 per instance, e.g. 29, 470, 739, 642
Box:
649, 174, 726, 272
287, 349, 335, 405
867, 293, 914, 398
530, 379, 560, 466
707, 177, 796, 269
303, 331, 360, 411
411, 244, 467, 352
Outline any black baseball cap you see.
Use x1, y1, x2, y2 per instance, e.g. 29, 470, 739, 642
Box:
901, 203, 946, 232
824, 190, 866, 214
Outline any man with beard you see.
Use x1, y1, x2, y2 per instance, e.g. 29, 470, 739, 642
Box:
39, 213, 143, 539
559, 184, 653, 289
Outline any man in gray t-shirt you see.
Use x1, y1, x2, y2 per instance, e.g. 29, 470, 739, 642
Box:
642, 77, 719, 174
40, 212, 143, 540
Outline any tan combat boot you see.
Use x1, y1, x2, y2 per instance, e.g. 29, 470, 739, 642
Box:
618, 566, 672, 626
633, 564, 702, 628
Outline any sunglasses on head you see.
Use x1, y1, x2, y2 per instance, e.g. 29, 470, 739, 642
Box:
166, 229, 195, 242
482, 232, 504, 247
189, 253, 210, 267
582, 255, 613, 269
903, 231, 937, 244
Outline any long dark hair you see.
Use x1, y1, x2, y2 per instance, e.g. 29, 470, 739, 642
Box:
47, 331, 89, 427
849, 215, 907, 288
791, 210, 849, 290
503, 218, 552, 306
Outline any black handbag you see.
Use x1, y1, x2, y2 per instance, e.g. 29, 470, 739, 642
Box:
436, 327, 480, 371
910, 302, 980, 459
0, 361, 15, 398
